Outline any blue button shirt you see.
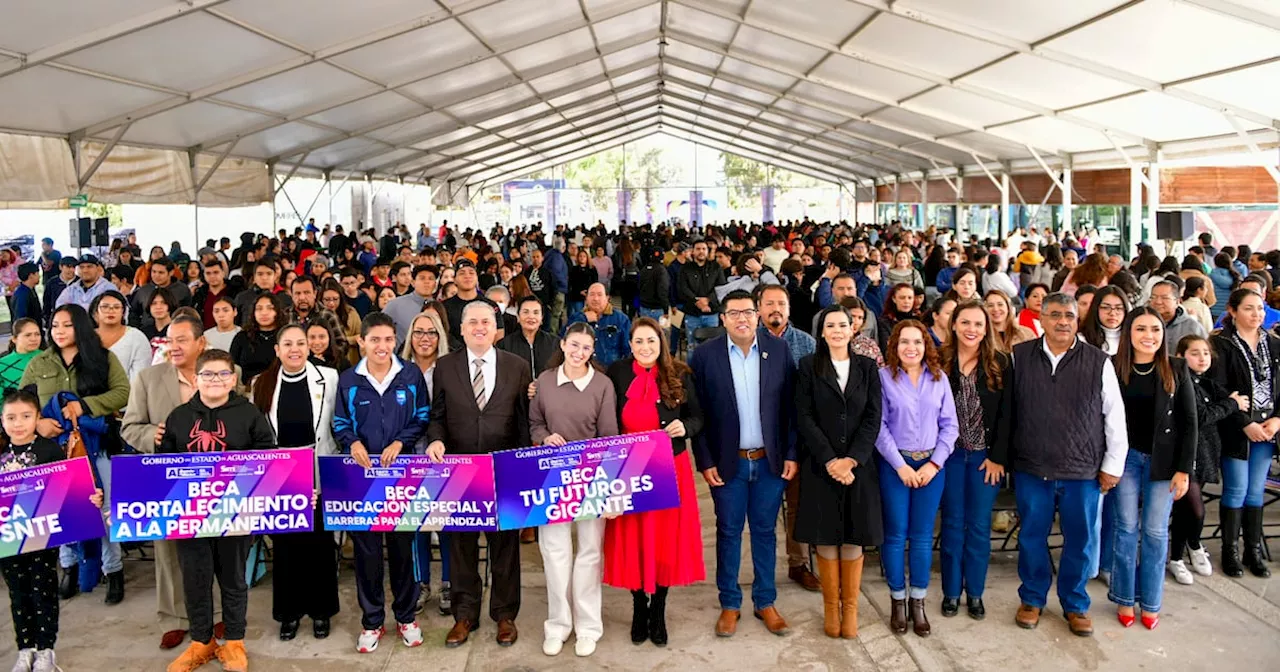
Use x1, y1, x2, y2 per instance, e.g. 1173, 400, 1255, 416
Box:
728, 336, 764, 450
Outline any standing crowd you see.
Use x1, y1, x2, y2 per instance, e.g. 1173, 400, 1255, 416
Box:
0, 220, 1274, 671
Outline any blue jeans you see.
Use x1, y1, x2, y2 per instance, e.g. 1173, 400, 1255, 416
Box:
637, 307, 665, 320
1014, 473, 1099, 614
879, 455, 946, 599
684, 314, 720, 349
939, 449, 1000, 600
1222, 440, 1275, 508
62, 453, 122, 574
1107, 451, 1174, 613
1088, 490, 1116, 578
709, 455, 787, 611
413, 532, 450, 585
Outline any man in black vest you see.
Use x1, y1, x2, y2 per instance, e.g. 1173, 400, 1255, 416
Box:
1009, 292, 1127, 637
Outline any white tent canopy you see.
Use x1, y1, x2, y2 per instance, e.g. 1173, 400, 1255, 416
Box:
1, 0, 1278, 207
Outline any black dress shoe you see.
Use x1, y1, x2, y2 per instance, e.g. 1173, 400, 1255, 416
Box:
59, 565, 79, 600
279, 620, 299, 641
967, 597, 985, 620
940, 597, 959, 617
313, 618, 330, 639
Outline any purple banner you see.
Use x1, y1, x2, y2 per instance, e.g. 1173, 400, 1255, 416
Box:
319, 454, 497, 532
493, 431, 679, 530
0, 457, 106, 559
762, 186, 776, 222
617, 189, 631, 224
689, 190, 703, 226
109, 449, 315, 541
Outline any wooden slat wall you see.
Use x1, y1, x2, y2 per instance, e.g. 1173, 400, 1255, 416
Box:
1161, 167, 1278, 205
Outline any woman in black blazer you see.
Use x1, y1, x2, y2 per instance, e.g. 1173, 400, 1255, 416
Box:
1108, 307, 1197, 630
937, 300, 1012, 620
794, 305, 883, 640
1208, 288, 1280, 579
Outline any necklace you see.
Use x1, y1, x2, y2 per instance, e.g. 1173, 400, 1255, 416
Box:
1133, 361, 1155, 375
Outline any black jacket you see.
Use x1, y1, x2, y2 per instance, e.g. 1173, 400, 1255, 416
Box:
230, 329, 279, 384
158, 393, 276, 454
948, 351, 1013, 466
1208, 328, 1280, 461
568, 264, 597, 303
605, 357, 703, 456
1189, 370, 1236, 483
637, 262, 670, 310
677, 260, 726, 316
497, 329, 558, 378
1121, 358, 1198, 481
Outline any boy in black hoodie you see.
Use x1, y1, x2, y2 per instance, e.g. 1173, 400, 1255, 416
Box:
159, 349, 275, 672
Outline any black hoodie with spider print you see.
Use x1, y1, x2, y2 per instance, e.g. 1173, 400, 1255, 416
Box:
158, 392, 276, 455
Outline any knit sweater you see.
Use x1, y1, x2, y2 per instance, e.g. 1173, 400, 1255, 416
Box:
529, 366, 620, 444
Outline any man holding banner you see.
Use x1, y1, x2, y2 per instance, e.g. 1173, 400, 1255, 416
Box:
426, 301, 533, 648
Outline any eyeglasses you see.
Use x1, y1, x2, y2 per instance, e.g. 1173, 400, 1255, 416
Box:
197, 370, 236, 382
1098, 303, 1126, 313
724, 309, 757, 320
97, 304, 123, 312
321, 296, 340, 305
412, 329, 439, 340
1043, 311, 1078, 322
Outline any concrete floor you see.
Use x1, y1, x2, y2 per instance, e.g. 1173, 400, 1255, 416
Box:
5, 479, 1279, 672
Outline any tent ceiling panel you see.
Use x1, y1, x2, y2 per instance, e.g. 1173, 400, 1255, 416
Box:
609, 63, 660, 87
707, 79, 778, 107
808, 53, 933, 102
60, 13, 296, 92
527, 60, 607, 96
866, 108, 973, 144
661, 41, 726, 71
463, 0, 585, 46
786, 81, 884, 117
0, 0, 178, 54
1178, 60, 1280, 121
958, 54, 1137, 111
769, 99, 848, 128
748, 0, 876, 45
748, 123, 807, 145
546, 80, 615, 107
397, 58, 514, 101
665, 3, 741, 46
0, 66, 170, 135
214, 62, 378, 117
901, 0, 1125, 43
904, 87, 1035, 129
325, 17, 490, 83
122, 101, 273, 148
366, 112, 456, 145
310, 137, 385, 168
592, 4, 662, 45
1070, 91, 1254, 143
994, 117, 1113, 154
503, 28, 598, 72
303, 91, 426, 134
233, 122, 337, 159
942, 130, 1041, 160
1044, 0, 1280, 84
217, 0, 442, 52
413, 128, 486, 152
714, 57, 797, 92
442, 87, 542, 121
842, 121, 970, 164
602, 42, 658, 71
849, 13, 1010, 79
354, 148, 423, 173
728, 25, 828, 74
478, 103, 553, 131
757, 112, 827, 137
663, 64, 714, 88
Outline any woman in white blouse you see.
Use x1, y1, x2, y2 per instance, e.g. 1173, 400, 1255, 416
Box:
91, 290, 152, 381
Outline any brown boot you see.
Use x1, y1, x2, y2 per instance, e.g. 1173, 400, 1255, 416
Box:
840, 556, 863, 639
815, 556, 841, 638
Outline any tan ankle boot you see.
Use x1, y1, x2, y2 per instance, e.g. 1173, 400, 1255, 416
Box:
815, 556, 841, 638
840, 556, 864, 639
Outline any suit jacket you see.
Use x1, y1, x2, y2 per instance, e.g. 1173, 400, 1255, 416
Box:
426, 348, 533, 454
265, 361, 339, 457
947, 351, 1014, 466
121, 361, 242, 453
689, 332, 794, 481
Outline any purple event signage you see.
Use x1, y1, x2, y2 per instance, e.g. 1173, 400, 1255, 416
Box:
319, 454, 497, 533
109, 449, 315, 542
0, 457, 106, 559
493, 431, 679, 530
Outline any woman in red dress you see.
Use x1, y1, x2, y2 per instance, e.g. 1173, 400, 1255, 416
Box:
603, 317, 704, 647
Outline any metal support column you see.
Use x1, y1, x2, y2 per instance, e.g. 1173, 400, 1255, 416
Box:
1062, 164, 1073, 234
893, 176, 900, 222
1000, 172, 1010, 242
1130, 165, 1144, 257
920, 171, 929, 229
1147, 153, 1162, 254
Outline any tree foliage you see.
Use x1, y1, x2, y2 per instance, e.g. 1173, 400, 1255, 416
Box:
720, 153, 825, 208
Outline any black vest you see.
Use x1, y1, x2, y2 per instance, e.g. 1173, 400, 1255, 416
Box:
1012, 338, 1108, 480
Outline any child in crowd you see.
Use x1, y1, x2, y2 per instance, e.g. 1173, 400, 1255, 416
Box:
160, 349, 276, 672
0, 390, 103, 672
1169, 335, 1249, 584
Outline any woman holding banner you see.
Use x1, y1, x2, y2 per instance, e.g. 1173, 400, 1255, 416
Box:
528, 322, 619, 658
251, 324, 340, 641
602, 317, 704, 648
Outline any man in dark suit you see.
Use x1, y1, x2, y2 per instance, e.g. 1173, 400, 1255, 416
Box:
689, 289, 797, 638
426, 301, 533, 648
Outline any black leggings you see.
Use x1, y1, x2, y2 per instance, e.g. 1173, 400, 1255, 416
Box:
1169, 480, 1206, 560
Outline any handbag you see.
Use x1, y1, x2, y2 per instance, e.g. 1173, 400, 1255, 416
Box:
63, 428, 88, 460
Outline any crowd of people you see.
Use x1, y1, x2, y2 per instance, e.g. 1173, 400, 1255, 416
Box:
0, 218, 1275, 672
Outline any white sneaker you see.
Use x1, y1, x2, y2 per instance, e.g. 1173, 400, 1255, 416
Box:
11, 649, 34, 672
356, 627, 384, 653
1189, 546, 1214, 577
29, 651, 56, 672
1168, 559, 1194, 585
398, 621, 423, 648
542, 637, 564, 656
574, 638, 597, 657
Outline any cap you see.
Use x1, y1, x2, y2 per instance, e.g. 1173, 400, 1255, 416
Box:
60, 255, 78, 267
455, 258, 476, 270
78, 254, 103, 267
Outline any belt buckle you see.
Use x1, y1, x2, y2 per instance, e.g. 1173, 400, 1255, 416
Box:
904, 450, 931, 462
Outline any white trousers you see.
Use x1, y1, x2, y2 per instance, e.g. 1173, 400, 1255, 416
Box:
539, 518, 605, 642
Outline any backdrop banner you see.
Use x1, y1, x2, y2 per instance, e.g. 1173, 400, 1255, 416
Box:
0, 457, 105, 558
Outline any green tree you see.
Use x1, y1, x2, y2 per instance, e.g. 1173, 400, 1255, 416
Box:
84, 202, 123, 230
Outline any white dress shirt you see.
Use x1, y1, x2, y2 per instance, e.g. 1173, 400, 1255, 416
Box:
469, 347, 497, 403
1032, 339, 1129, 478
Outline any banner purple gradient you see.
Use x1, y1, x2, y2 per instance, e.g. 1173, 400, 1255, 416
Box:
0, 457, 105, 559
319, 454, 497, 532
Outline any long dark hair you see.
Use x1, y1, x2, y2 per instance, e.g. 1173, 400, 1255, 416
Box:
813, 305, 854, 381
941, 299, 1005, 390
1114, 306, 1175, 394
49, 305, 111, 397
546, 321, 605, 373
251, 324, 307, 414
89, 290, 129, 326
245, 292, 285, 334
1079, 286, 1130, 349
319, 278, 355, 327
629, 316, 690, 408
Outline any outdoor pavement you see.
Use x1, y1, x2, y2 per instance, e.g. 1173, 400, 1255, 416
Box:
5, 478, 1279, 671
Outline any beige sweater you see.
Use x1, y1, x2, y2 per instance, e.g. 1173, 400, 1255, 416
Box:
529, 367, 620, 444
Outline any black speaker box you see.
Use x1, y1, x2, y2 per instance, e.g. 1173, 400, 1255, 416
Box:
1155, 211, 1194, 241
68, 217, 91, 248
93, 218, 109, 246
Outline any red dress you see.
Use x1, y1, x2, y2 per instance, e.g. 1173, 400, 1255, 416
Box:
603, 362, 705, 593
